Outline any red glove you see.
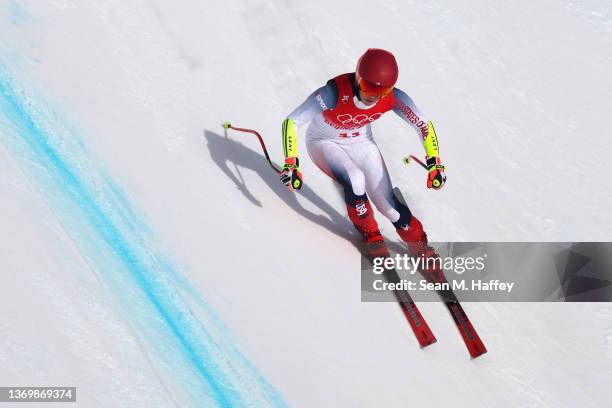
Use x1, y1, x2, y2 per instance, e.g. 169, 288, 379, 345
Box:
426, 156, 446, 189
280, 157, 303, 191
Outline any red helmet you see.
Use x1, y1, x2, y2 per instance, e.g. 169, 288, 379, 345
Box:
356, 48, 398, 87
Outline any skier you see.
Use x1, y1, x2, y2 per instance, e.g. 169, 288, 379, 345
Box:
279, 48, 446, 259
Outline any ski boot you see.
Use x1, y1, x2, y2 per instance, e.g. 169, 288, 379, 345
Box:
347, 198, 389, 259
396, 216, 445, 283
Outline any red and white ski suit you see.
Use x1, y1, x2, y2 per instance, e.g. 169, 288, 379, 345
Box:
287, 73, 430, 230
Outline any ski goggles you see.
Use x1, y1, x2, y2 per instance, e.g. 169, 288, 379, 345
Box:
356, 75, 394, 99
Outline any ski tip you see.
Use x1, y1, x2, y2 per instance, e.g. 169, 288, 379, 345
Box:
222, 121, 232, 129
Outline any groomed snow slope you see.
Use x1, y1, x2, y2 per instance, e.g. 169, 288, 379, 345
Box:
1, 1, 611, 407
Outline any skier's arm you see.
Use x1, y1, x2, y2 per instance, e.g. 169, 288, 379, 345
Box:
282, 82, 337, 158
392, 88, 446, 189
280, 83, 337, 190
392, 88, 439, 157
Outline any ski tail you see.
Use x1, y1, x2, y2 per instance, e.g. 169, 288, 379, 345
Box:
363, 241, 437, 348
393, 284, 437, 347
444, 294, 487, 358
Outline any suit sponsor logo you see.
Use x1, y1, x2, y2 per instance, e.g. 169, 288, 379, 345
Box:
396, 100, 428, 138
356, 202, 368, 216
315, 94, 328, 110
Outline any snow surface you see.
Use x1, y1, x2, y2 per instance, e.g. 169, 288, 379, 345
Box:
1, 1, 611, 407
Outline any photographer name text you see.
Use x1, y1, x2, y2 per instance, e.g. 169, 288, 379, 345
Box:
373, 279, 515, 293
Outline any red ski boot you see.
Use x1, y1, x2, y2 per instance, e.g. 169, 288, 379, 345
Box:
396, 216, 445, 283
347, 198, 389, 258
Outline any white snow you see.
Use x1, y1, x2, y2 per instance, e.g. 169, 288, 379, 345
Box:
1, 1, 611, 407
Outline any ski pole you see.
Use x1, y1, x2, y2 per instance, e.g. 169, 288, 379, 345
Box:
222, 121, 281, 174
403, 154, 428, 171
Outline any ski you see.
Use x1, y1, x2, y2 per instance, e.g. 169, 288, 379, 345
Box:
417, 254, 487, 358
391, 187, 486, 358
443, 294, 487, 358
363, 242, 436, 348
386, 268, 437, 348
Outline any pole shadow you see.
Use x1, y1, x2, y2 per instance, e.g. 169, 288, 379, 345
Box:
204, 130, 359, 245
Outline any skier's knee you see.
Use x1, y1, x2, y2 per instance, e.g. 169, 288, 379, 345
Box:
332, 168, 366, 203
347, 169, 366, 197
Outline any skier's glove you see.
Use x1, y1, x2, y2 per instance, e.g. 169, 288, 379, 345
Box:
426, 156, 446, 189
280, 157, 303, 191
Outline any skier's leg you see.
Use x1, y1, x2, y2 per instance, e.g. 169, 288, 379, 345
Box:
349, 140, 433, 250
306, 138, 383, 244
352, 139, 445, 279
349, 139, 411, 224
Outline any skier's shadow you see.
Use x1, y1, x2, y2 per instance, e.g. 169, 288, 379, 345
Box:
204, 130, 358, 243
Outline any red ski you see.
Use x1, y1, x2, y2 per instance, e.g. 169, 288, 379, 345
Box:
391, 188, 485, 357
417, 251, 487, 358
393, 284, 437, 348
443, 293, 487, 358
363, 242, 437, 348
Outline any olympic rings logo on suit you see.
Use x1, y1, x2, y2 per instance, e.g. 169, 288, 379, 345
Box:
336, 113, 382, 126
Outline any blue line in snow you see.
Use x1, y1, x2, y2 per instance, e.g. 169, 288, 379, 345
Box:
0, 63, 286, 408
